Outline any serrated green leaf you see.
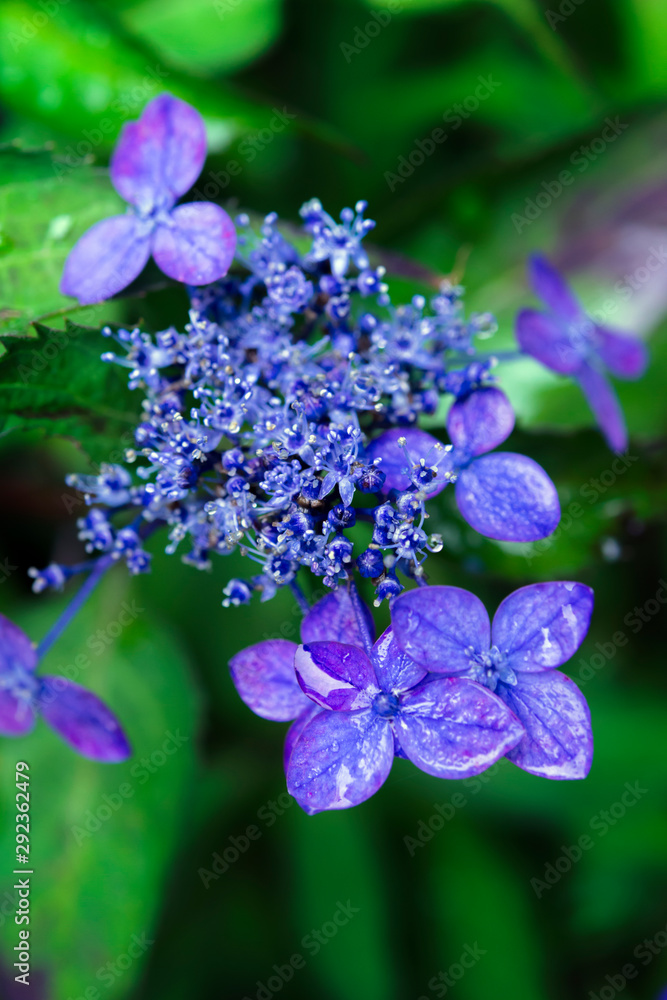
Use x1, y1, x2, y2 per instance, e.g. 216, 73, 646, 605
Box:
0, 157, 126, 338
0, 321, 139, 463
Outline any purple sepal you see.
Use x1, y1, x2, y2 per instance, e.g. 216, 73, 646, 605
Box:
577, 362, 628, 454
492, 582, 594, 672
396, 677, 524, 779
365, 427, 453, 497
59, 215, 152, 305
229, 639, 309, 722
0, 614, 37, 674
596, 326, 648, 379
370, 627, 427, 692
152, 202, 236, 285
0, 615, 37, 737
391, 585, 490, 673
286, 709, 394, 814
447, 387, 515, 456
295, 642, 376, 711
110, 93, 206, 212
500, 672, 593, 779
528, 254, 582, 322
515, 308, 583, 374
0, 692, 35, 738
38, 678, 130, 762
456, 452, 560, 541
283, 703, 321, 771
301, 584, 375, 650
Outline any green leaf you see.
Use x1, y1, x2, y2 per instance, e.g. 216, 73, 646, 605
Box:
0, 0, 270, 154
0, 156, 128, 339
117, 0, 283, 76
287, 806, 398, 1000
0, 320, 139, 463
428, 818, 547, 999
0, 570, 201, 999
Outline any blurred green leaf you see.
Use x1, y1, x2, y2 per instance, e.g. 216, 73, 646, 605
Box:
287, 807, 398, 1000
0, 0, 270, 154
0, 320, 138, 463
429, 819, 547, 999
117, 0, 283, 76
0, 570, 201, 999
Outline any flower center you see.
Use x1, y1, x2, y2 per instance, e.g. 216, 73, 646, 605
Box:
372, 691, 400, 718
466, 644, 516, 692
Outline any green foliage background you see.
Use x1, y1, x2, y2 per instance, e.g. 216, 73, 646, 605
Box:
0, 1, 666, 998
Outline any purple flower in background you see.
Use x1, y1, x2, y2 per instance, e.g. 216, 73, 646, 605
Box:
392, 582, 594, 779
60, 93, 236, 305
367, 386, 561, 541
516, 254, 648, 453
0, 614, 130, 762
287, 623, 523, 814
228, 585, 375, 764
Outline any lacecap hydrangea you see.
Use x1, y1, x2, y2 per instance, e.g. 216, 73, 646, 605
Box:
1, 93, 648, 811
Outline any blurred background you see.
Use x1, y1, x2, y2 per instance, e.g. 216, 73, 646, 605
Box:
1, 0, 667, 998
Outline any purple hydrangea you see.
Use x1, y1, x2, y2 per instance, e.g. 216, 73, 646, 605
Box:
367, 385, 561, 542
391, 581, 594, 779
230, 586, 524, 813
516, 254, 648, 453
0, 614, 130, 762
60, 93, 236, 305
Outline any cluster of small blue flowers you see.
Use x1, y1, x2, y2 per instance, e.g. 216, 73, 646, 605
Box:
37, 198, 534, 612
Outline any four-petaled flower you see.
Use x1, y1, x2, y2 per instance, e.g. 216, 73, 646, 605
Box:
367, 386, 561, 541
229, 585, 525, 813
516, 254, 648, 453
60, 93, 236, 305
392, 581, 594, 779
0, 614, 130, 762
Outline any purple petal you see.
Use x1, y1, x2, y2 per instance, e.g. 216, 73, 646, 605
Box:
370, 627, 427, 692
456, 453, 560, 541
499, 672, 593, 779
492, 582, 594, 672
38, 678, 130, 762
596, 326, 648, 380
391, 585, 490, 674
283, 704, 321, 771
396, 677, 524, 779
152, 202, 236, 285
60, 215, 152, 305
528, 254, 583, 322
300, 584, 375, 650
286, 709, 394, 814
447, 387, 515, 456
515, 309, 583, 374
295, 642, 376, 711
0, 690, 35, 737
0, 614, 37, 674
229, 639, 309, 721
110, 93, 206, 212
577, 362, 628, 453
365, 427, 454, 496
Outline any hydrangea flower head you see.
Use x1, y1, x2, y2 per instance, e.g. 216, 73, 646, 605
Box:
60, 93, 236, 304
516, 254, 648, 453
0, 614, 130, 762
392, 581, 594, 779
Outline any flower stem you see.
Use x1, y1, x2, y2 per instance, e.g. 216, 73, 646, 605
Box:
36, 553, 116, 660
289, 580, 311, 615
